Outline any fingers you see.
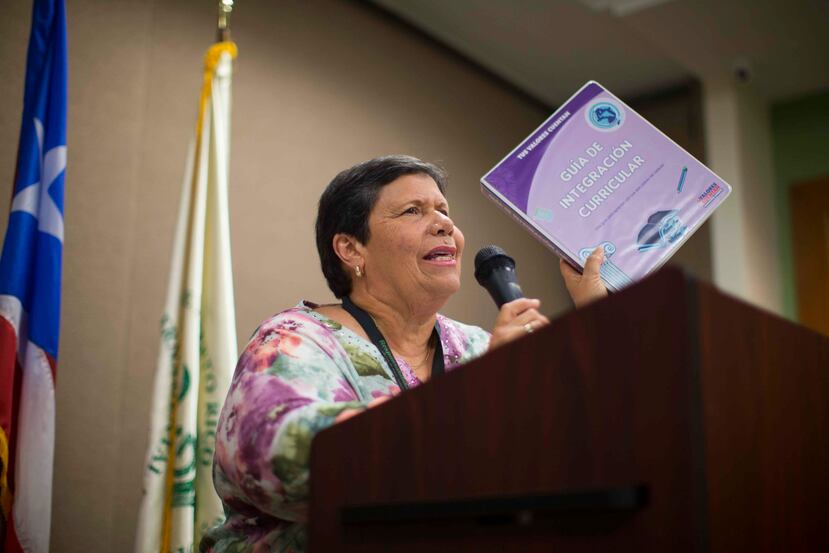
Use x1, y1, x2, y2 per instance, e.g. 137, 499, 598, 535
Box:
335, 394, 394, 424
334, 408, 362, 423
560, 247, 608, 308
559, 258, 579, 285
367, 395, 391, 408
513, 308, 550, 330
509, 309, 550, 340
559, 250, 602, 285
489, 298, 550, 351
583, 247, 605, 279
506, 309, 549, 342
498, 297, 540, 319
495, 298, 547, 330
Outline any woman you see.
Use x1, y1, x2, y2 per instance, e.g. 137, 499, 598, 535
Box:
201, 155, 607, 552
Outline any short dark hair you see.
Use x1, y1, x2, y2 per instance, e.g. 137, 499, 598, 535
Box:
315, 155, 448, 298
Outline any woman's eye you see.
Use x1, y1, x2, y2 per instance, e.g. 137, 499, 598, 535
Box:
403, 206, 420, 215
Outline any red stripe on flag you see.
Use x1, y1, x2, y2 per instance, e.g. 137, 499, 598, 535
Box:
45, 353, 56, 387
0, 316, 22, 552
3, 508, 24, 553
0, 316, 19, 442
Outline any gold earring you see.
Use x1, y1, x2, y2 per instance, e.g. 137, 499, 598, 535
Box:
355, 265, 362, 277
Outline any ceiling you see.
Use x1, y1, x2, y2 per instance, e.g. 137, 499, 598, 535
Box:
369, 0, 829, 106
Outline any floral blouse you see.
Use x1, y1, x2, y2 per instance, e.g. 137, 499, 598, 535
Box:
200, 301, 490, 553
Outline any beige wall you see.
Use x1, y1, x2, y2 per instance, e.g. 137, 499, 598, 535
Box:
0, 1, 709, 551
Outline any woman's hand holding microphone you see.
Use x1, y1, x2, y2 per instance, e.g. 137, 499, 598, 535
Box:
486, 246, 608, 351
487, 297, 550, 351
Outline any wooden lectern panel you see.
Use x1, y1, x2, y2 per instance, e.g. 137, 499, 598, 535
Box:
309, 268, 829, 552
696, 284, 829, 551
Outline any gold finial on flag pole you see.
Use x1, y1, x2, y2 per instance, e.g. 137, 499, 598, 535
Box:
217, 0, 233, 42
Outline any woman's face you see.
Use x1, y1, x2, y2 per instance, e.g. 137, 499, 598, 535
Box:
361, 173, 464, 304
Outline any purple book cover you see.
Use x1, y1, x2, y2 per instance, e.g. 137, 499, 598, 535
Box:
481, 81, 731, 291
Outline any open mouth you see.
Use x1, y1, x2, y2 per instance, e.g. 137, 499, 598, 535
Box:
423, 246, 457, 262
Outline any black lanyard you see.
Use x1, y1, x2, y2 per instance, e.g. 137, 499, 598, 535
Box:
341, 296, 444, 390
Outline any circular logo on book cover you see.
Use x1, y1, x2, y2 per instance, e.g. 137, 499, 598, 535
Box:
586, 100, 624, 131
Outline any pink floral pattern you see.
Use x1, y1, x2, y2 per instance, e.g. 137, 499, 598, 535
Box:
200, 301, 490, 552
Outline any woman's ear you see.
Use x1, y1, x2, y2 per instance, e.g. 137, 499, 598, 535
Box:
332, 233, 364, 270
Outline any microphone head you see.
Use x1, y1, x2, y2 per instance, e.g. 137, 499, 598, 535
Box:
474, 245, 516, 285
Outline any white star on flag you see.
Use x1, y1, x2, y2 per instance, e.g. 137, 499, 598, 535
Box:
10, 117, 66, 243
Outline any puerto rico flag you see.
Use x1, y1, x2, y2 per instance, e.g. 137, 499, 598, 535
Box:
0, 1, 67, 552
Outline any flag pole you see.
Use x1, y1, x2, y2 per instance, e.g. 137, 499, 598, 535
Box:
217, 0, 233, 42
154, 3, 238, 551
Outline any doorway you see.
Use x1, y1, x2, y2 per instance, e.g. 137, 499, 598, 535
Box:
790, 177, 829, 336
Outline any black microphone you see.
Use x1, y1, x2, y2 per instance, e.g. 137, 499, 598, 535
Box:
474, 245, 524, 308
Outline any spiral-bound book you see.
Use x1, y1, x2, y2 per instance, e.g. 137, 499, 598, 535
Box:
481, 81, 731, 292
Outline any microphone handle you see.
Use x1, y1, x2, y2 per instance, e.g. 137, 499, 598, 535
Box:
485, 266, 525, 308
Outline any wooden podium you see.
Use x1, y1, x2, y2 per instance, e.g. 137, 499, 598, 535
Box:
309, 268, 829, 552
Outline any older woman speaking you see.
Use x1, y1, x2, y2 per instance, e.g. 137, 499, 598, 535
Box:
201, 156, 607, 553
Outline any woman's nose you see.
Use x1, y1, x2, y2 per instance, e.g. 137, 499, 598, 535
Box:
433, 212, 454, 235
